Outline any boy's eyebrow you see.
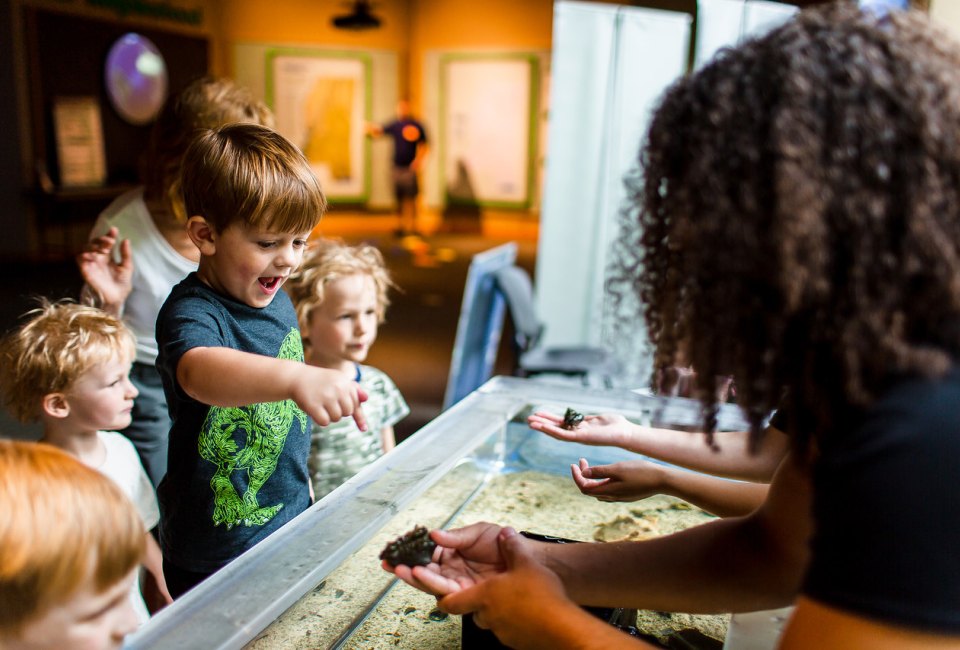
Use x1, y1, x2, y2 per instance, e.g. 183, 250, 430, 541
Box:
79, 588, 127, 621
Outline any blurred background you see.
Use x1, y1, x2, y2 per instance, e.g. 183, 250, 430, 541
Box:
0, 0, 955, 442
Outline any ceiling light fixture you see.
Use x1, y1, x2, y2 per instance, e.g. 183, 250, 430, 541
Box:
332, 1, 382, 30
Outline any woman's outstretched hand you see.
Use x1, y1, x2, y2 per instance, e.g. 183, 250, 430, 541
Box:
528, 411, 633, 448
387, 525, 582, 649
382, 522, 509, 596
571, 457, 668, 502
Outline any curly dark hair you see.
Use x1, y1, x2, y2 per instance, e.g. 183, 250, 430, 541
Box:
615, 3, 960, 453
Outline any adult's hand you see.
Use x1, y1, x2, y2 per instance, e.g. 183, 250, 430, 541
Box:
77, 226, 133, 315
438, 528, 588, 648
527, 411, 633, 448
383, 522, 508, 597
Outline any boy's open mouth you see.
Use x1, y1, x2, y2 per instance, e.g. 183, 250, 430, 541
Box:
259, 276, 282, 292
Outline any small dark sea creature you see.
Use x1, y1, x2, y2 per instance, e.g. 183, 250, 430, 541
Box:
562, 407, 584, 430
380, 525, 436, 567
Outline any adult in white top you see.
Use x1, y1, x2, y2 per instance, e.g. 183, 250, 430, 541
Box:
77, 77, 273, 488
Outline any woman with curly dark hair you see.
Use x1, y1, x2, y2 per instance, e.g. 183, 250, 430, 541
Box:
384, 5, 960, 648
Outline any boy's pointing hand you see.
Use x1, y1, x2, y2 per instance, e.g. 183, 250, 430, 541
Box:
353, 387, 368, 432
292, 367, 369, 430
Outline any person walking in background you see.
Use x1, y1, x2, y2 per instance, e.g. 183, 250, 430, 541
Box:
76, 76, 274, 488
366, 100, 429, 237
287, 238, 408, 500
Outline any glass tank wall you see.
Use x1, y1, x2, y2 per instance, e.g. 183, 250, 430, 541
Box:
125, 376, 748, 649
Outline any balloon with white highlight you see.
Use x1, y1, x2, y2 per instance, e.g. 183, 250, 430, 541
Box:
104, 33, 168, 125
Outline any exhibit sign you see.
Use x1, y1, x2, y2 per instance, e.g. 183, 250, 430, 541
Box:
267, 49, 372, 203
52, 96, 108, 187
440, 54, 539, 209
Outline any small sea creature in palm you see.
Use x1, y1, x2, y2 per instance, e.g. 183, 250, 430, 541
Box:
380, 526, 437, 567
562, 407, 584, 430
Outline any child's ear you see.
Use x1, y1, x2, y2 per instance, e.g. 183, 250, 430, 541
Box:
41, 393, 70, 419
186, 216, 217, 255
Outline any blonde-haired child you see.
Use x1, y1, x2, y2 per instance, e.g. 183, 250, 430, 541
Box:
0, 439, 144, 649
0, 300, 171, 624
287, 238, 408, 499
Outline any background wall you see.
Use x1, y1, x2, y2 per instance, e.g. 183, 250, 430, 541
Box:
0, 0, 562, 257
1, 0, 953, 263
930, 0, 960, 39
5, 0, 219, 257
222, 0, 555, 212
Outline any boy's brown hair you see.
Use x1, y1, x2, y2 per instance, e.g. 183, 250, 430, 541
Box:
0, 440, 144, 637
287, 238, 396, 332
0, 300, 136, 423
180, 122, 326, 235
143, 76, 274, 224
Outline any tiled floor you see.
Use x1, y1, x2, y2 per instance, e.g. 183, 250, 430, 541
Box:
0, 209, 539, 443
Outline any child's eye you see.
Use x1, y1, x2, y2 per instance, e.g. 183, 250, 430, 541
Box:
293, 238, 308, 248
258, 241, 277, 249
81, 590, 128, 622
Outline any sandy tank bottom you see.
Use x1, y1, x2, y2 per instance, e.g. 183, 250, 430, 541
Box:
247, 465, 729, 649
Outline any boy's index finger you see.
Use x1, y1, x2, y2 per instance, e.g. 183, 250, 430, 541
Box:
352, 404, 368, 432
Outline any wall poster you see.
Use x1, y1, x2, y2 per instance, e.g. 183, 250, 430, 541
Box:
52, 96, 107, 187
440, 54, 539, 209
267, 49, 371, 203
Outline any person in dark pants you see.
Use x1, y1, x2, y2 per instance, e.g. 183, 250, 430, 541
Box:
367, 100, 429, 237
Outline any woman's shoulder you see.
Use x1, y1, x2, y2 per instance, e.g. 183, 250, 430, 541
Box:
868, 367, 960, 439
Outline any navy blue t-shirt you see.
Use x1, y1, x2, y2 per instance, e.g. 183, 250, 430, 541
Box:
803, 369, 960, 633
383, 118, 427, 168
155, 273, 311, 572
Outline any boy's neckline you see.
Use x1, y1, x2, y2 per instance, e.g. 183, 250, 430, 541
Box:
39, 430, 107, 469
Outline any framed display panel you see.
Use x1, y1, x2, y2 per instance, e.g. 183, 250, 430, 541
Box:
443, 242, 518, 410
51, 96, 107, 187
440, 54, 540, 209
266, 49, 372, 204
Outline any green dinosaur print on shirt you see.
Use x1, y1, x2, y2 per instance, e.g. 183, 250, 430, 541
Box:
198, 329, 308, 530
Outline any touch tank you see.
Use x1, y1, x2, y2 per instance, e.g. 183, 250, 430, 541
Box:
125, 376, 749, 649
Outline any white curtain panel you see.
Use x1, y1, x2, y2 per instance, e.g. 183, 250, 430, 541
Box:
536, 1, 690, 386
696, 0, 797, 69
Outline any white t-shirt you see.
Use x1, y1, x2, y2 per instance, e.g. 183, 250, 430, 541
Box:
96, 430, 159, 624
88, 188, 197, 365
